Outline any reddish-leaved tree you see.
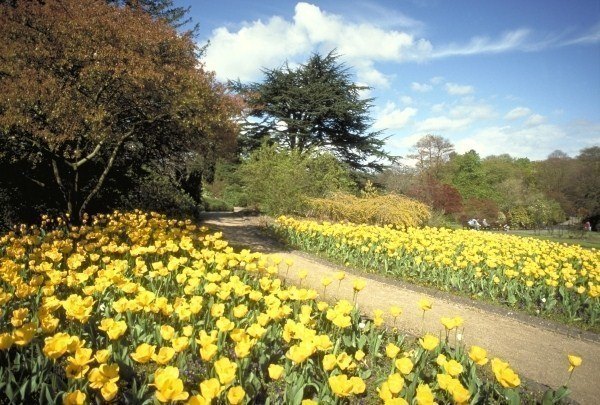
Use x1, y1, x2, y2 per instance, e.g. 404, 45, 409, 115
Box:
0, 0, 240, 222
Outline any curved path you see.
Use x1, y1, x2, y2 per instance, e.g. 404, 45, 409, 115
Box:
201, 213, 600, 405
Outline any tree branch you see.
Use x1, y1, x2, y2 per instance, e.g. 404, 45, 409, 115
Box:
78, 130, 133, 219
71, 140, 104, 169
51, 159, 68, 204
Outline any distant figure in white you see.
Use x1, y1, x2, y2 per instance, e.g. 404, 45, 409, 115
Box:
468, 218, 481, 230
482, 218, 489, 229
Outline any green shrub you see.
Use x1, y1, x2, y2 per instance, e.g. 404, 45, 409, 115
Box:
238, 144, 355, 215
202, 195, 234, 212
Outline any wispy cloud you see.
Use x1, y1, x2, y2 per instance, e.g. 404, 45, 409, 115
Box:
561, 21, 600, 46
445, 82, 474, 96
504, 107, 531, 120
432, 29, 531, 58
411, 82, 433, 92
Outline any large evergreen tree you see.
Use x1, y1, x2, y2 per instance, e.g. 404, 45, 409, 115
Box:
232, 51, 389, 171
108, 0, 194, 29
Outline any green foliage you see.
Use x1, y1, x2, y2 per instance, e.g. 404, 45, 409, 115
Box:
238, 144, 355, 215
112, 170, 201, 219
232, 51, 390, 171
447, 150, 497, 200
202, 196, 234, 212
204, 160, 249, 208
508, 196, 565, 229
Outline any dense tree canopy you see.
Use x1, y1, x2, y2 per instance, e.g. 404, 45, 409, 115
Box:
232, 52, 389, 171
375, 135, 600, 228
0, 0, 239, 224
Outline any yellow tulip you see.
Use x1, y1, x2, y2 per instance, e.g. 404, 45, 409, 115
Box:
415, 383, 434, 405
468, 346, 488, 366
395, 357, 413, 375
328, 374, 354, 397
321, 277, 333, 287
188, 395, 209, 405
491, 358, 520, 388
232, 304, 248, 318
94, 349, 111, 364
437, 373, 452, 390
200, 344, 218, 362
160, 325, 175, 341
354, 350, 366, 361
387, 373, 404, 394
336, 352, 353, 370
12, 322, 37, 346
444, 359, 464, 377
63, 390, 86, 405
0, 333, 14, 350
152, 347, 176, 365
323, 354, 337, 371
214, 357, 237, 385
568, 354, 582, 372
352, 279, 366, 292
171, 336, 189, 353
418, 298, 432, 311
227, 386, 245, 404
199, 378, 221, 400
130, 343, 156, 364
389, 306, 402, 317
43, 332, 71, 359
419, 334, 439, 351
268, 364, 284, 380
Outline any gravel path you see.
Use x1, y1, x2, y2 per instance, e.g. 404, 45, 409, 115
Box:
201, 212, 600, 405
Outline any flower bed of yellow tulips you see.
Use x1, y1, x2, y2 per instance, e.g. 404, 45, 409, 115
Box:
275, 216, 600, 329
0, 211, 578, 403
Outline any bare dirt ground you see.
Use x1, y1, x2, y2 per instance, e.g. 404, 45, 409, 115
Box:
201, 212, 600, 405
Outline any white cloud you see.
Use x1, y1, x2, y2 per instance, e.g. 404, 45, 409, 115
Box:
433, 29, 531, 58
375, 102, 418, 130
387, 133, 425, 150
411, 82, 433, 92
415, 116, 472, 132
204, 17, 311, 81
445, 82, 474, 95
431, 103, 446, 114
561, 22, 600, 46
525, 113, 546, 126
504, 107, 531, 120
455, 124, 567, 159
400, 96, 414, 105
430, 76, 444, 85
353, 60, 391, 88
449, 104, 495, 120
204, 4, 600, 85
203, 2, 433, 84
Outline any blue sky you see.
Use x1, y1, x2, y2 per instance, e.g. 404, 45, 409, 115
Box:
177, 0, 599, 161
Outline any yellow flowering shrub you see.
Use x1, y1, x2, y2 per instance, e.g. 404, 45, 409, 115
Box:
0, 211, 574, 403
307, 192, 431, 228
